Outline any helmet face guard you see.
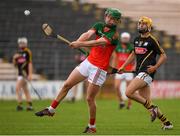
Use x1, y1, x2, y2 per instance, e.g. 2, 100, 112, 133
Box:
138, 16, 152, 34
18, 43, 27, 50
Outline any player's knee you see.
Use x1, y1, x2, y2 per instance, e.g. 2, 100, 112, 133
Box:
86, 97, 91, 103
125, 90, 132, 98
16, 86, 21, 91
86, 96, 94, 104
114, 85, 119, 90
63, 82, 73, 91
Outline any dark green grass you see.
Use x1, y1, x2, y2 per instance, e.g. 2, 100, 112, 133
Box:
0, 99, 180, 135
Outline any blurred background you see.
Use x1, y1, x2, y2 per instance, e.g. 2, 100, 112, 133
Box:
0, 0, 180, 100
0, 0, 180, 135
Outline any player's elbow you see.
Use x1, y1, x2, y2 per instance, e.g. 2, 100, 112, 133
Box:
162, 53, 167, 62
83, 32, 89, 37
125, 89, 131, 98
83, 31, 92, 39
96, 39, 106, 46
164, 53, 167, 61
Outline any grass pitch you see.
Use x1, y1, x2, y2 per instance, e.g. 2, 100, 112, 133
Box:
0, 99, 179, 135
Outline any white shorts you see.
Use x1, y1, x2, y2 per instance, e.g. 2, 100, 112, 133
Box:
115, 73, 134, 81
17, 76, 24, 81
76, 59, 107, 86
136, 72, 152, 85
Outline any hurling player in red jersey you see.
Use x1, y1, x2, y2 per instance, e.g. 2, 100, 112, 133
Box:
119, 16, 173, 130
112, 32, 135, 109
35, 8, 121, 133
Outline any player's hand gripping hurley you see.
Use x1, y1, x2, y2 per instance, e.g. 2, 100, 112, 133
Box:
107, 67, 136, 74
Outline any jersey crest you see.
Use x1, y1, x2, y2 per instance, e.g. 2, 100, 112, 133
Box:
103, 27, 110, 32
135, 47, 148, 54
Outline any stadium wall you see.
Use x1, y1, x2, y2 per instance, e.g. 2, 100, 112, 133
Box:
0, 81, 180, 100
0, 81, 83, 100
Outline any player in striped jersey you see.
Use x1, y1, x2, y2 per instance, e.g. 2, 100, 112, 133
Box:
13, 37, 33, 111
119, 16, 173, 130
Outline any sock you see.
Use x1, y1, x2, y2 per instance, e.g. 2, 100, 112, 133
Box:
156, 107, 170, 124
127, 99, 132, 108
18, 102, 23, 106
48, 100, 59, 113
120, 101, 125, 104
143, 100, 154, 109
158, 114, 169, 124
50, 100, 59, 109
89, 118, 96, 128
128, 99, 132, 106
27, 102, 32, 107
88, 124, 96, 128
48, 106, 55, 113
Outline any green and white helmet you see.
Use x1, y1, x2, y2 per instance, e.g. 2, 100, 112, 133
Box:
105, 8, 122, 20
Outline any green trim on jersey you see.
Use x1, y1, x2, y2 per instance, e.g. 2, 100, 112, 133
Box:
115, 43, 134, 53
92, 22, 119, 46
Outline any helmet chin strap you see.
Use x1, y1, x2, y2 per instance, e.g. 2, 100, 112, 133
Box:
19, 47, 26, 50
138, 28, 149, 34
138, 26, 151, 34
105, 23, 116, 29
121, 41, 129, 44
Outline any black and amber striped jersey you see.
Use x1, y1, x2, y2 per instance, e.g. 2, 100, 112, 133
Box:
15, 48, 32, 76
133, 34, 165, 78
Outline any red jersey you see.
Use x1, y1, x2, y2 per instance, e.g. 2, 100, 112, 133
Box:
115, 43, 135, 71
87, 22, 119, 71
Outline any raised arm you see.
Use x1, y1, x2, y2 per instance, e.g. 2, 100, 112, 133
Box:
75, 29, 96, 52
70, 36, 108, 48
77, 29, 95, 41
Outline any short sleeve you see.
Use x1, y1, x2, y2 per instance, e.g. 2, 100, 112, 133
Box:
151, 37, 165, 54
133, 37, 138, 52
91, 22, 104, 32
115, 42, 120, 52
129, 44, 134, 52
91, 22, 119, 46
111, 38, 119, 46
106, 31, 119, 46
26, 49, 32, 63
